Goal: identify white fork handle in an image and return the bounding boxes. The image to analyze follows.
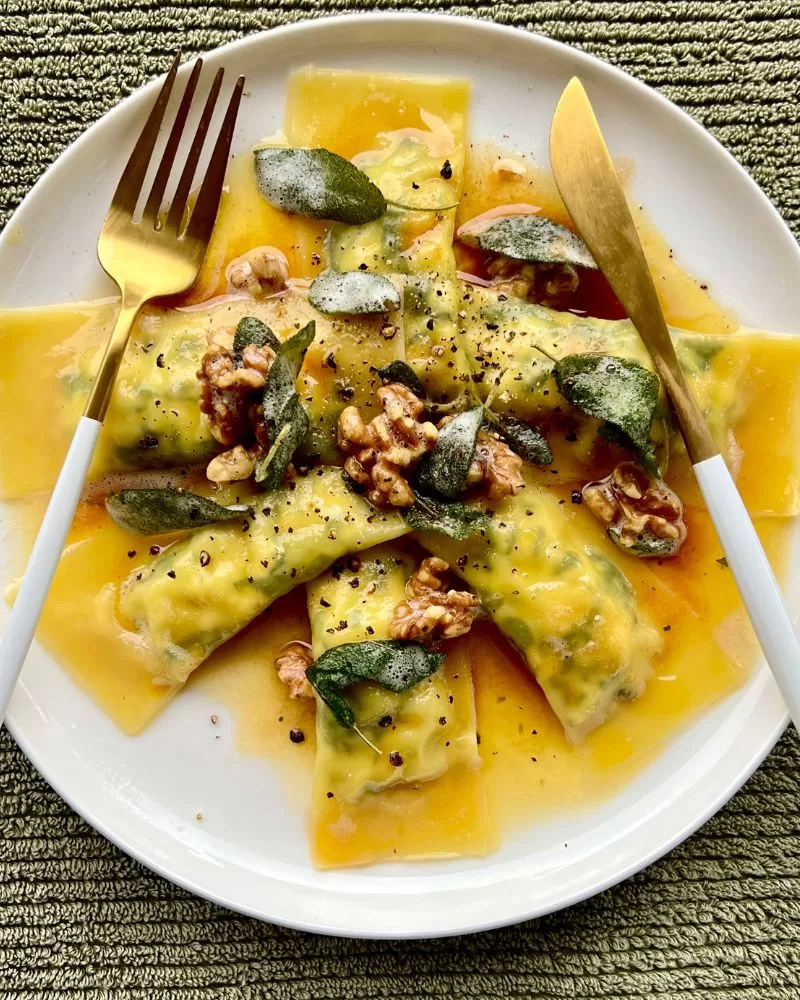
[0,416,102,718]
[694,453,800,729]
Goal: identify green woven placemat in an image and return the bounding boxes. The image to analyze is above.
[1,2,799,996]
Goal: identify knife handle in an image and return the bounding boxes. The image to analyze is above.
[693,453,800,729]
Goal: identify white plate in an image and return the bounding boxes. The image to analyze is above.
[1,13,798,939]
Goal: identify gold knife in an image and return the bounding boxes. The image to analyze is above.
[550,76,800,727]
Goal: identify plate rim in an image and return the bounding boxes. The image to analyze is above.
[0,10,793,938]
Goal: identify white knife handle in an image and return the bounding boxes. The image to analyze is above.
[0,416,102,718]
[694,453,800,728]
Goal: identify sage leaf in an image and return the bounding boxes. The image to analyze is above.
[262,321,315,432]
[233,316,280,360]
[106,489,251,535]
[374,359,425,397]
[308,270,401,315]
[553,354,660,473]
[307,640,444,729]
[254,396,310,489]
[416,406,483,499]
[492,414,552,466]
[402,493,491,540]
[253,147,386,225]
[256,321,316,487]
[459,214,597,269]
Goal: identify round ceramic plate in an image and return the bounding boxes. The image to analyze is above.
[1,13,798,938]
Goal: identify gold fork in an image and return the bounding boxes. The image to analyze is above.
[0,56,244,715]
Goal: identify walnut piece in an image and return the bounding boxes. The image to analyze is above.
[582,461,687,558]
[465,430,524,501]
[226,246,289,298]
[491,157,526,177]
[275,641,314,700]
[338,383,438,507]
[206,445,255,484]
[390,557,479,642]
[197,331,275,448]
[486,255,580,310]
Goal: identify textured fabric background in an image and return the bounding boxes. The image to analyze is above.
[1,1,800,997]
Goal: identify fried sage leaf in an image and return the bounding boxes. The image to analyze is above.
[254,396,310,490]
[106,489,251,535]
[232,316,280,360]
[253,147,386,225]
[458,214,596,269]
[255,321,316,486]
[492,414,552,466]
[307,639,444,729]
[553,354,660,473]
[374,359,426,397]
[402,493,491,540]
[416,406,484,499]
[308,270,401,315]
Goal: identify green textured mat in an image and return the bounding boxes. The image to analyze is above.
[1,1,800,996]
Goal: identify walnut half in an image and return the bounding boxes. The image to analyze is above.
[486,255,580,310]
[275,641,314,700]
[390,557,479,642]
[465,429,524,501]
[338,383,438,507]
[225,246,289,299]
[582,461,687,558]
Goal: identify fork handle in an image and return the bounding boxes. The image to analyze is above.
[0,417,102,717]
[694,454,800,730]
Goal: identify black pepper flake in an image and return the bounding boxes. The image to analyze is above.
[337,619,348,631]
[167,570,176,579]
[388,751,404,767]
[716,557,729,568]
[319,597,331,608]
[440,159,452,179]
[149,544,161,555]
[411,181,419,189]
[323,351,337,371]
[457,555,468,568]
[289,728,305,744]
[378,715,393,728]
[138,434,158,450]
[663,624,672,632]
[565,431,578,443]
[438,716,447,726]
[326,791,334,798]
[242,520,250,532]
[349,577,360,589]
[261,559,269,569]
[571,490,583,504]
[290,568,297,579]
[127,550,136,558]
[426,317,435,331]
[262,506,271,517]
[156,353,165,368]
[365,625,375,635]
[135,573,142,581]
[199,550,211,567]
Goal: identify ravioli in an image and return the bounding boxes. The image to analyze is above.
[118,469,408,684]
[415,473,662,742]
[307,542,488,867]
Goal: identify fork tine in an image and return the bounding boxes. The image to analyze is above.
[166,68,225,233]
[142,58,203,224]
[185,75,245,244]
[110,54,181,216]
